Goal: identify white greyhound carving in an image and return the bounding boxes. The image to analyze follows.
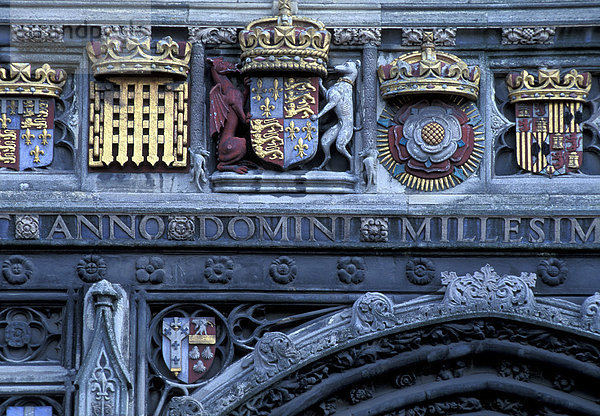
[311,60,361,170]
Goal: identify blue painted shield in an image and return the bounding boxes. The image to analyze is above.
[0,98,55,170]
[249,77,319,169]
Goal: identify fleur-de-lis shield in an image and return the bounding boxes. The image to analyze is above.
[249,76,319,169]
[0,98,55,170]
[162,317,216,384]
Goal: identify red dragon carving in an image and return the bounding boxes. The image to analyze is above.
[207,57,251,174]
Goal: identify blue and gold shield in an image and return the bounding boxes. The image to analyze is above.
[249,76,319,169]
[0,98,55,170]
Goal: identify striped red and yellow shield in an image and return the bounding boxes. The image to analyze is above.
[515,101,583,175]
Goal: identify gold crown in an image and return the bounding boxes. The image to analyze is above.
[378,32,480,101]
[87,36,191,79]
[506,68,591,103]
[239,0,330,77]
[0,63,66,98]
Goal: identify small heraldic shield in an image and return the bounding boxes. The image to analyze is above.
[162,317,216,384]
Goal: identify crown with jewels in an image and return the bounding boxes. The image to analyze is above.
[87,36,191,79]
[378,31,480,101]
[238,0,330,77]
[506,68,592,103]
[0,63,66,98]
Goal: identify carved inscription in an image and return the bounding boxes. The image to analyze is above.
[0,215,596,246]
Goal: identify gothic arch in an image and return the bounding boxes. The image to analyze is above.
[170,265,600,416]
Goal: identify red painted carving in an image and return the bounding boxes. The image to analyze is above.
[207,57,250,174]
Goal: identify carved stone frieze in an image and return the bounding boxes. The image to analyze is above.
[501,27,555,45]
[11,24,64,43]
[401,28,456,46]
[188,27,238,45]
[332,27,381,46]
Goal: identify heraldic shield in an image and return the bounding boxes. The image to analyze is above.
[249,76,319,169]
[514,101,583,175]
[507,69,592,176]
[0,98,55,170]
[162,317,216,384]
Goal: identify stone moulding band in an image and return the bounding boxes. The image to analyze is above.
[185,264,600,415]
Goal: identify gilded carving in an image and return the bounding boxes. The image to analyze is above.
[87,35,191,170]
[506,69,591,175]
[378,32,482,191]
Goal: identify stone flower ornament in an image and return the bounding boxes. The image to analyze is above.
[389,100,474,179]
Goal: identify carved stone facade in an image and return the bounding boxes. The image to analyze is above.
[1,0,600,415]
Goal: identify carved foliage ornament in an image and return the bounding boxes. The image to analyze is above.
[332,28,381,46]
[11,24,64,43]
[401,28,457,46]
[254,331,300,382]
[188,27,238,45]
[506,68,591,176]
[351,292,397,334]
[378,32,482,191]
[502,27,555,45]
[441,264,536,312]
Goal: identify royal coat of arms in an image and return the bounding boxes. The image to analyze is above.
[507,69,591,175]
[249,77,319,169]
[162,317,216,384]
[0,63,66,170]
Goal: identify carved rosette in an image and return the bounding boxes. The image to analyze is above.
[15,215,40,240]
[167,216,196,241]
[441,264,537,312]
[351,292,397,334]
[254,331,300,382]
[360,217,389,242]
